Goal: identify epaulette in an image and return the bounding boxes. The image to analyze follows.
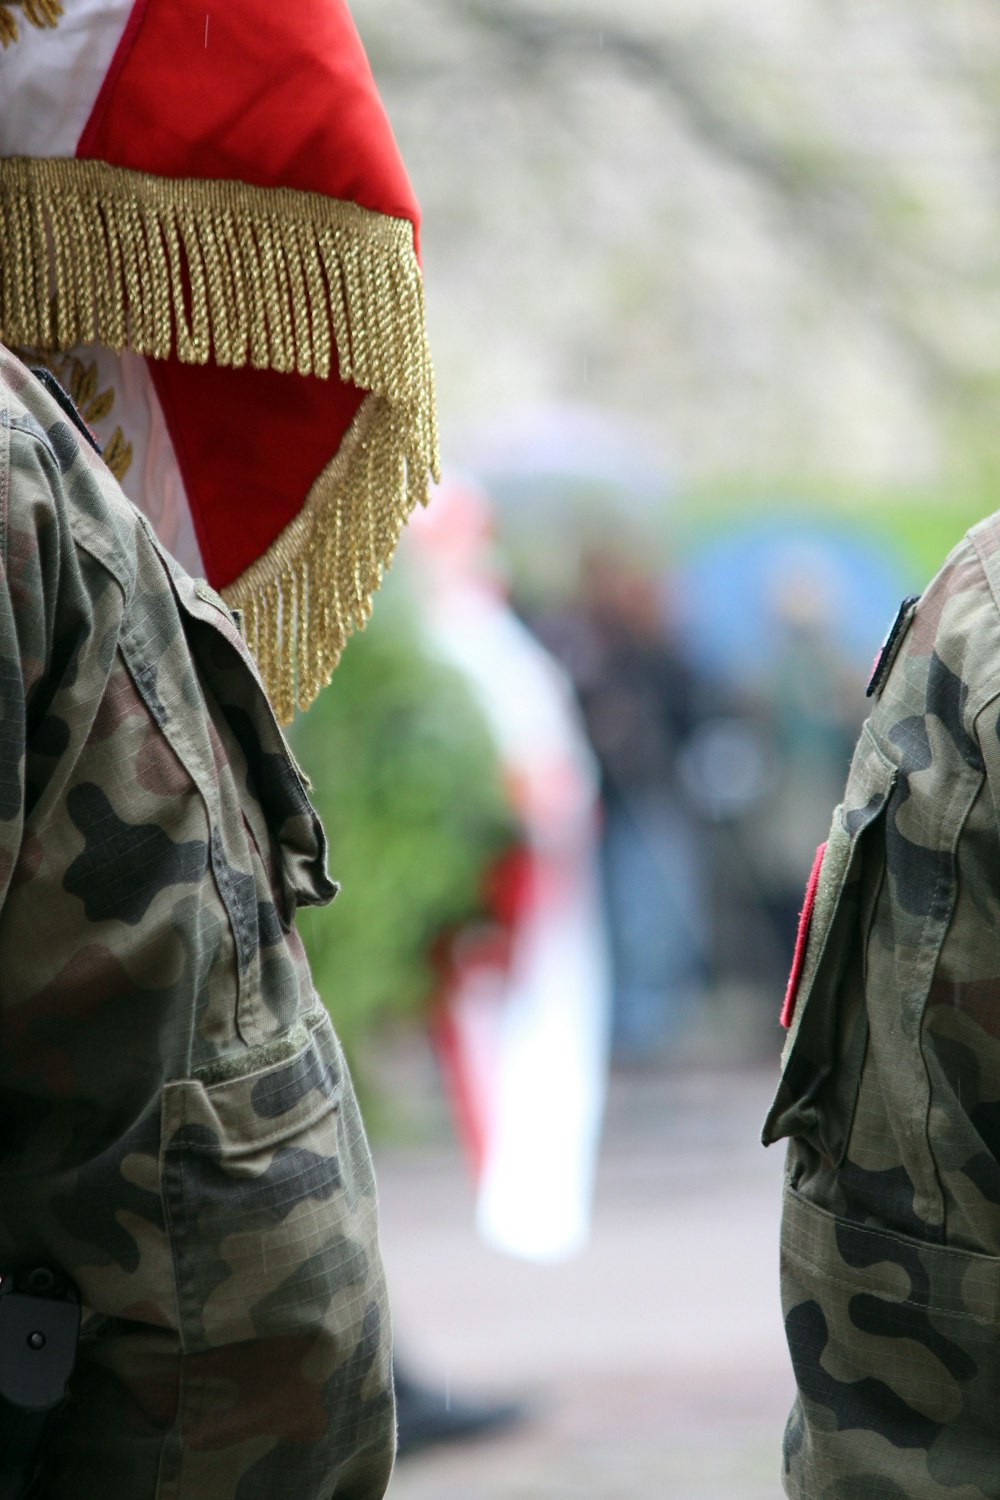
[29,368,102,457]
[866,595,920,698]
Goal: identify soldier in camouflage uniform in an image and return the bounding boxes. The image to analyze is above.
[763,516,1000,1497]
[0,345,394,1497]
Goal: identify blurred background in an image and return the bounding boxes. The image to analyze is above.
[290,4,1000,1495]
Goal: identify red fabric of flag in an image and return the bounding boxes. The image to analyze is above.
[75,0,419,589]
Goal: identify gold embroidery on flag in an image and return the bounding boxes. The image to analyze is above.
[15,345,134,482]
[0,156,439,714]
[0,0,62,47]
[100,427,134,483]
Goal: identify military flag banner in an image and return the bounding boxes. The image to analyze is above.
[0,0,438,719]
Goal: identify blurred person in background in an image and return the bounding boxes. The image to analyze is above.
[764,523,1000,1495]
[747,566,862,959]
[404,476,611,1266]
[671,529,896,1032]
[534,542,710,1064]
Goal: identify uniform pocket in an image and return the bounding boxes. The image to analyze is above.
[160,1008,380,1353]
[780,1182,1000,1496]
[763,727,896,1165]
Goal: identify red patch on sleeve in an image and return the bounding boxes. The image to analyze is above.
[781,841,827,1029]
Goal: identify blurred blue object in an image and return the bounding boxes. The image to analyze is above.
[675,515,913,687]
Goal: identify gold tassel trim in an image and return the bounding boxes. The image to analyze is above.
[0,156,439,714]
[0,157,434,402]
[224,392,431,721]
[0,0,62,47]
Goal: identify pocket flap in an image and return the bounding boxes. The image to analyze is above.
[763,729,897,1156]
[142,524,336,916]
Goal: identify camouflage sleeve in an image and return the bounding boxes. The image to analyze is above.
[765,527,1000,1500]
[0,374,396,1500]
[0,418,72,902]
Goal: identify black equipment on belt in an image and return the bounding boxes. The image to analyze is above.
[0,1267,80,1500]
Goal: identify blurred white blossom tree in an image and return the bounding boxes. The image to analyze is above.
[356,0,1000,497]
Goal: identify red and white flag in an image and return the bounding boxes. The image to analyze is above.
[0,0,437,716]
[408,480,612,1263]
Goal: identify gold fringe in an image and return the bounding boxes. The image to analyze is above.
[0,158,433,396]
[0,156,439,713]
[0,0,62,47]
[224,394,431,721]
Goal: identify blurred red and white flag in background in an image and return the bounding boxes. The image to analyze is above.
[408,477,612,1264]
[0,0,437,719]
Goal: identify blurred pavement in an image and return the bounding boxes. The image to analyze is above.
[373,1041,794,1500]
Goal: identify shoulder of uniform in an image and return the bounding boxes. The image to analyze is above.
[864,526,998,724]
[933,521,1000,715]
[8,409,57,460]
[1,346,84,477]
[969,509,1000,556]
[965,515,1000,627]
[0,345,138,592]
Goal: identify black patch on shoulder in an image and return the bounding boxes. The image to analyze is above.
[30,370,102,457]
[867,596,919,699]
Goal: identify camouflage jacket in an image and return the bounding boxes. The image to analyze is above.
[0,348,394,1499]
[763,516,1000,1498]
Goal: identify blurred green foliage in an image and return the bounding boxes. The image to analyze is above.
[289,589,515,1081]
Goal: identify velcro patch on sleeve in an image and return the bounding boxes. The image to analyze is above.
[781,840,827,1029]
[866,594,919,699]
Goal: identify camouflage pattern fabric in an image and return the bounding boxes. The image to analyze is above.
[763,518,1000,1498]
[0,347,395,1498]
